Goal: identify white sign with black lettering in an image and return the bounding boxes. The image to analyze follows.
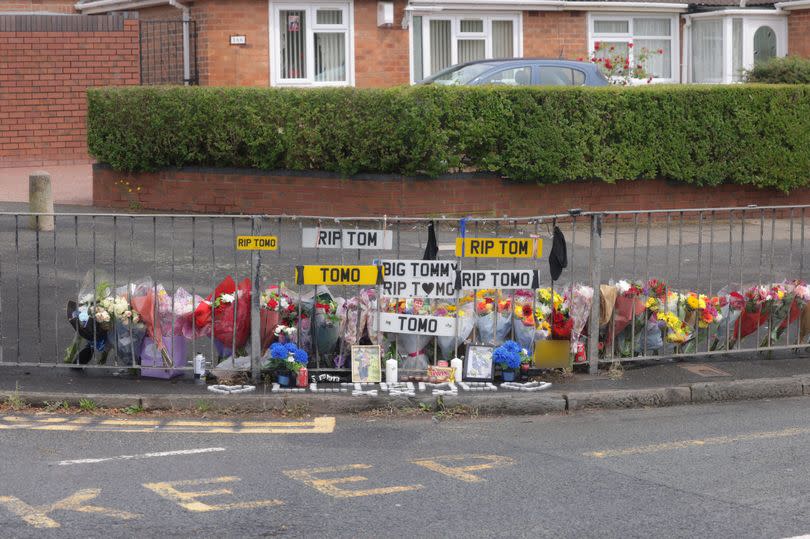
[374,313,457,337]
[302,228,393,250]
[379,259,457,298]
[457,269,539,290]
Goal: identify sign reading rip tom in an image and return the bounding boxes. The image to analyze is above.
[457,269,539,290]
[378,259,457,298]
[295,265,383,286]
[302,228,393,250]
[455,237,542,258]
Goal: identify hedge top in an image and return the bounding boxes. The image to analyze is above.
[87,84,810,191]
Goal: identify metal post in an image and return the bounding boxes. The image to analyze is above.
[588,214,602,375]
[250,216,262,381]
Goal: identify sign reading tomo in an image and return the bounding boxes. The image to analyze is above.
[378,259,457,298]
[455,237,542,258]
[374,313,457,337]
[302,228,393,250]
[236,236,278,251]
[295,265,382,286]
[457,269,539,290]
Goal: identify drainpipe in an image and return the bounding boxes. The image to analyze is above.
[169,0,191,84]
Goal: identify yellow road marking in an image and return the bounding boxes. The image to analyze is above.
[143,476,283,512]
[100,419,162,426]
[283,464,423,498]
[0,489,139,529]
[410,454,515,483]
[584,426,810,458]
[166,420,235,427]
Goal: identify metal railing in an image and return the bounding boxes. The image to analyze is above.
[0,206,807,379]
[140,19,198,85]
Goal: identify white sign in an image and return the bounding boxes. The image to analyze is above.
[302,228,393,250]
[379,259,457,298]
[229,35,246,45]
[374,313,457,337]
[457,269,538,290]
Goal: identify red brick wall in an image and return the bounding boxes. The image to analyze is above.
[0,1,76,14]
[354,0,409,87]
[788,9,810,57]
[523,11,587,60]
[0,15,140,167]
[94,166,807,216]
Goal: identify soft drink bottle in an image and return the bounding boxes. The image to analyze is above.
[296,366,309,388]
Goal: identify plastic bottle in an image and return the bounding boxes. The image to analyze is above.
[194,354,206,384]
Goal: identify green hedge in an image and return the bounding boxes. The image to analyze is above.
[745,56,810,84]
[87,85,810,190]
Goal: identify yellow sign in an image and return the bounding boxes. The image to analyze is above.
[295,265,382,286]
[236,236,278,251]
[455,237,542,258]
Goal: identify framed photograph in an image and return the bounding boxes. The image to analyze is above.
[351,345,382,383]
[464,345,494,382]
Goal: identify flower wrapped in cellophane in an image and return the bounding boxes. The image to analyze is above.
[475,289,512,345]
[259,285,299,351]
[432,293,475,360]
[98,284,147,366]
[193,276,252,356]
[383,297,432,372]
[762,281,810,347]
[64,275,113,365]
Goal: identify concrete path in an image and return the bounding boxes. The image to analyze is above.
[0,164,93,205]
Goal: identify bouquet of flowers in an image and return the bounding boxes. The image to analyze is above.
[313,294,342,365]
[677,292,723,353]
[194,276,252,354]
[729,285,773,346]
[130,278,172,367]
[260,285,298,352]
[274,324,297,344]
[569,285,593,354]
[762,281,810,346]
[509,290,545,352]
[99,284,146,366]
[340,289,378,347]
[157,286,209,341]
[64,275,113,365]
[475,290,512,345]
[433,297,475,360]
[384,296,432,372]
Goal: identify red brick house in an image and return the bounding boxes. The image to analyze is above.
[67,0,809,86]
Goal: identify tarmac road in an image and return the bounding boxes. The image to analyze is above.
[2,397,810,538]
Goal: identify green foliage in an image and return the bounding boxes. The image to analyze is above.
[78,398,97,411]
[745,56,810,84]
[123,404,144,415]
[88,84,810,191]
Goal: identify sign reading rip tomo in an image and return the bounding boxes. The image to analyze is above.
[457,269,539,290]
[236,236,278,250]
[302,228,393,250]
[296,265,383,286]
[378,259,457,298]
[374,313,457,336]
[455,238,542,258]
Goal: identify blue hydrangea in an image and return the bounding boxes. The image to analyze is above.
[284,342,298,354]
[270,342,289,360]
[293,349,309,364]
[493,340,521,370]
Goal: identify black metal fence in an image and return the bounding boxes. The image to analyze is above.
[139,19,198,85]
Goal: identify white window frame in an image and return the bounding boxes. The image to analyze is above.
[409,12,523,84]
[269,1,355,87]
[684,11,788,84]
[587,13,680,83]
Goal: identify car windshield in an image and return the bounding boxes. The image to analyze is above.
[425,63,495,85]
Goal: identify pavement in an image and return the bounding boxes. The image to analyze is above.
[2,397,810,537]
[3,351,810,415]
[0,165,93,206]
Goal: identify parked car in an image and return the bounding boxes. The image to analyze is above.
[419,59,609,87]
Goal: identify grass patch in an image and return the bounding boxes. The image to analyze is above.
[78,398,97,411]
